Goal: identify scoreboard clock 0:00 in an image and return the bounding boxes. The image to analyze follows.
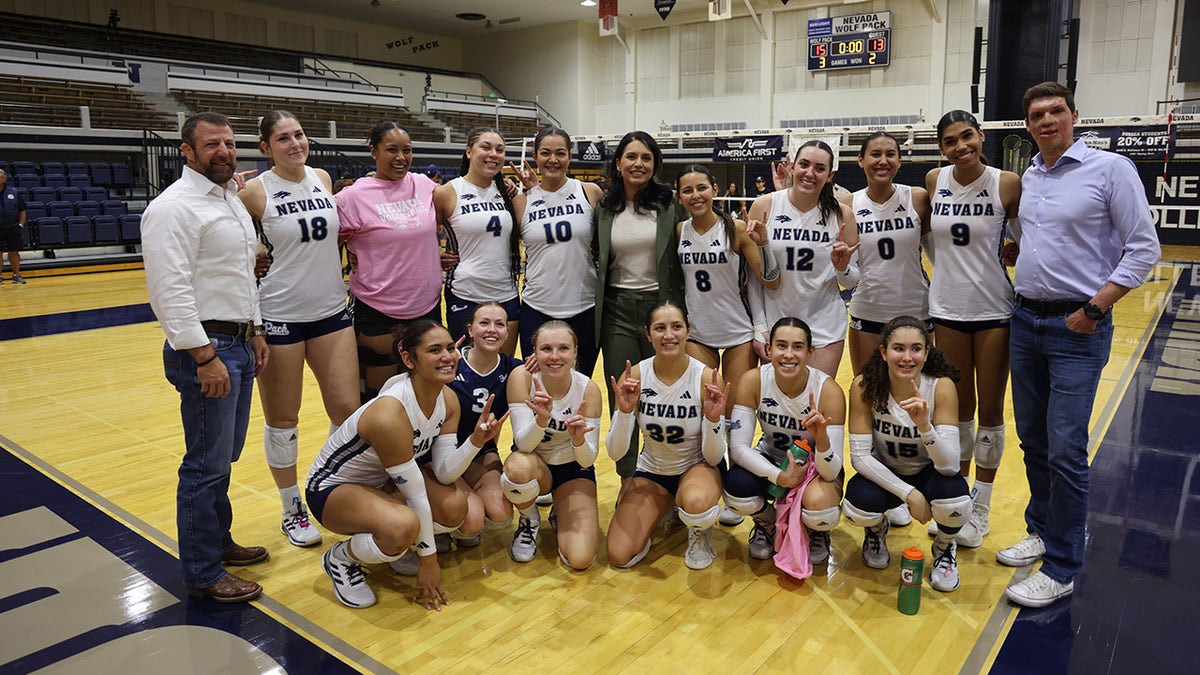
[808,31,890,71]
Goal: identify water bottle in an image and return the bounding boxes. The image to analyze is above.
[898,546,924,615]
[766,438,811,499]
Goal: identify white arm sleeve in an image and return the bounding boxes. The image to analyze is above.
[386,460,435,556]
[849,433,914,501]
[509,402,546,453]
[836,252,860,291]
[758,244,780,282]
[729,404,782,482]
[432,433,479,485]
[573,417,602,467]
[924,424,961,476]
[701,416,728,467]
[816,424,844,482]
[606,410,636,462]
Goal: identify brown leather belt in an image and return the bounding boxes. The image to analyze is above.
[201,320,251,337]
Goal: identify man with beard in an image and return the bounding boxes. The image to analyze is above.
[143,112,271,602]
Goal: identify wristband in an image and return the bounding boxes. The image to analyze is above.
[196,352,218,367]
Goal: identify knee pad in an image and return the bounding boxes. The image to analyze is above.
[500,473,541,505]
[485,513,514,530]
[433,520,461,535]
[350,532,402,564]
[958,420,976,464]
[974,425,1006,470]
[841,500,884,528]
[801,505,841,532]
[930,494,973,531]
[358,345,396,367]
[677,504,721,529]
[264,424,299,469]
[723,492,764,518]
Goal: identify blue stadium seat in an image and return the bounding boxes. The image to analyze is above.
[0,161,10,175]
[48,201,74,219]
[43,174,67,189]
[31,187,56,203]
[57,187,84,202]
[110,163,130,187]
[86,187,107,202]
[25,202,47,220]
[66,162,89,178]
[12,161,36,175]
[76,200,101,218]
[101,200,126,216]
[18,222,30,248]
[68,174,91,189]
[41,162,65,176]
[66,215,93,244]
[16,174,41,188]
[119,214,141,242]
[15,187,29,203]
[36,217,64,246]
[93,215,120,242]
[88,162,112,186]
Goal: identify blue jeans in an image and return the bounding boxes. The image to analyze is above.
[163,333,255,589]
[1009,304,1112,583]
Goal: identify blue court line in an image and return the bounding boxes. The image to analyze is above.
[0,304,156,341]
[990,264,1200,674]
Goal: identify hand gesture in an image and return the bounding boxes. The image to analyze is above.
[414,556,449,611]
[775,449,806,489]
[801,391,828,445]
[470,394,510,446]
[529,377,553,427]
[233,169,258,191]
[609,360,640,414]
[745,218,768,246]
[504,176,521,200]
[509,160,538,189]
[565,414,595,447]
[771,157,793,190]
[830,222,861,271]
[905,489,932,524]
[523,352,541,374]
[701,369,730,423]
[453,334,467,354]
[897,377,930,429]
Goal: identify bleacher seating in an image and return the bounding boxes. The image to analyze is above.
[65,215,92,244]
[86,187,107,202]
[35,217,64,246]
[120,214,141,242]
[43,174,67,189]
[48,201,73,219]
[111,163,130,187]
[68,174,91,188]
[31,187,56,203]
[101,200,125,216]
[15,174,40,188]
[92,214,119,242]
[0,75,176,131]
[12,161,36,175]
[25,202,47,221]
[41,162,64,176]
[88,162,111,186]
[58,187,83,202]
[76,200,100,218]
[427,110,542,142]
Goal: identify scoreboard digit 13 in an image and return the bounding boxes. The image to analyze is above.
[807,11,891,72]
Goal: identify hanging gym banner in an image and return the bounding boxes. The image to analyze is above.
[1077,125,1175,161]
[655,0,677,21]
[713,135,785,162]
[1139,160,1200,245]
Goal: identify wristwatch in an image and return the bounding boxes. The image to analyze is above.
[1083,303,1106,321]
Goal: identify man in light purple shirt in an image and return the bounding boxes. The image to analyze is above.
[998,82,1160,608]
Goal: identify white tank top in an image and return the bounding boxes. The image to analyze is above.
[760,190,846,347]
[306,374,446,491]
[870,372,938,476]
[445,176,518,303]
[678,218,753,348]
[848,185,930,322]
[257,167,346,322]
[752,364,828,465]
[528,370,590,466]
[520,179,596,316]
[635,356,708,476]
[928,166,1013,321]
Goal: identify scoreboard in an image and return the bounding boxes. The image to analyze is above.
[807,11,891,72]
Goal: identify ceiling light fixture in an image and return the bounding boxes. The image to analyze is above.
[581,1,597,6]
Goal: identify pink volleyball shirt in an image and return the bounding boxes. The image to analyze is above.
[337,174,441,319]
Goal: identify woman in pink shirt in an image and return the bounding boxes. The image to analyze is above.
[337,122,443,399]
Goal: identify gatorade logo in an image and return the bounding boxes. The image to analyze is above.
[901,568,916,584]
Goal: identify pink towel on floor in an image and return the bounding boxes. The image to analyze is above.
[772,458,818,581]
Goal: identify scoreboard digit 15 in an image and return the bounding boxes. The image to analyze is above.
[807,11,892,72]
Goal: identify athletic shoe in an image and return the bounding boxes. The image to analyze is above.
[684,526,716,570]
[12,273,25,284]
[927,519,939,536]
[388,549,420,576]
[1005,571,1074,607]
[930,539,960,592]
[969,502,991,537]
[747,519,776,560]
[808,529,831,565]
[509,516,539,563]
[886,503,912,527]
[435,533,453,554]
[281,509,322,547]
[953,517,984,548]
[536,492,553,507]
[452,530,482,548]
[719,504,745,527]
[861,519,890,569]
[323,545,376,608]
[997,533,1046,567]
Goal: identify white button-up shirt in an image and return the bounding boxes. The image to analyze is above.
[143,166,261,351]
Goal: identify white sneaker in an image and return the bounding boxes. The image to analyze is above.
[509,516,540,563]
[322,544,376,608]
[930,539,960,592]
[886,503,912,527]
[435,533,453,554]
[969,502,991,536]
[747,519,775,560]
[997,533,1046,567]
[281,508,322,547]
[953,518,984,548]
[719,504,745,527]
[684,526,716,570]
[1006,571,1074,607]
[388,549,420,576]
[861,519,890,569]
[927,519,939,536]
[808,529,831,565]
[535,492,553,507]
